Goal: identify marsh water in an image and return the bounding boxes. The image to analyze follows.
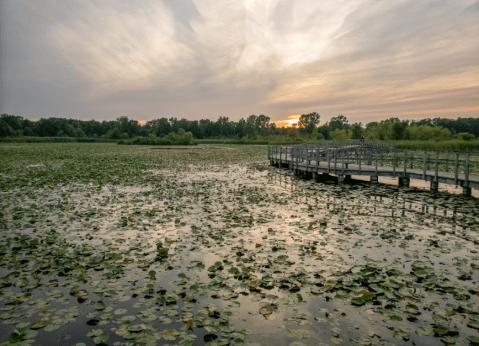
[1,144,479,346]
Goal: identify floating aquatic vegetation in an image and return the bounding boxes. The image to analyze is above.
[0,143,479,345]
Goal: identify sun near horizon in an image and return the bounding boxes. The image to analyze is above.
[273,115,301,128]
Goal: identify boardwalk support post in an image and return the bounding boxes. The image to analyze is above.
[370,176,378,184]
[338,175,345,184]
[321,173,331,180]
[465,153,470,187]
[398,177,410,187]
[463,186,472,196]
[430,179,439,192]
[423,151,427,180]
[454,152,459,185]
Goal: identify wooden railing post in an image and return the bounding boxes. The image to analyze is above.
[465,153,470,186]
[290,147,293,171]
[454,152,459,185]
[334,150,337,175]
[327,149,331,173]
[393,150,396,175]
[404,150,407,175]
[359,149,362,174]
[296,148,300,172]
[423,151,427,180]
[288,147,291,170]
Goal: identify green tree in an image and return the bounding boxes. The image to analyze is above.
[350,123,363,139]
[0,114,23,133]
[311,127,324,140]
[328,115,349,132]
[235,118,246,138]
[75,128,87,138]
[298,112,320,134]
[331,129,348,140]
[245,115,257,137]
[23,127,35,136]
[107,128,121,139]
[407,125,451,141]
[456,132,475,141]
[0,120,14,138]
[391,119,409,140]
[255,114,271,135]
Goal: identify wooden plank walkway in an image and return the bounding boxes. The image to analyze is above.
[268,140,479,196]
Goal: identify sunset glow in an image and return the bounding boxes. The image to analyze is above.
[274,115,301,128]
[0,0,477,123]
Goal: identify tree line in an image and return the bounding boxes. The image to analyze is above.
[1,113,478,142]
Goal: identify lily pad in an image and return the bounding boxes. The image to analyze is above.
[285,329,311,339]
[30,320,47,330]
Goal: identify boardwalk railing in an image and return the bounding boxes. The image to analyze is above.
[268,140,479,195]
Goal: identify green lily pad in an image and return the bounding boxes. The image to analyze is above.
[163,329,180,340]
[285,329,311,339]
[30,320,47,330]
[416,327,435,336]
[128,324,147,332]
[44,324,61,332]
[434,325,449,335]
[94,334,108,344]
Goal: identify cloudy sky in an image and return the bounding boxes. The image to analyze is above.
[1,0,478,125]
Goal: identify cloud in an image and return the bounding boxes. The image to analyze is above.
[264,0,479,121]
[1,0,477,122]
[190,0,364,87]
[50,1,196,98]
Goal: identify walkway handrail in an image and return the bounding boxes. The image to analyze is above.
[268,141,479,191]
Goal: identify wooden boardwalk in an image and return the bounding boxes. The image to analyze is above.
[268,140,479,195]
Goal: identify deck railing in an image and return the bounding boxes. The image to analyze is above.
[267,141,479,184]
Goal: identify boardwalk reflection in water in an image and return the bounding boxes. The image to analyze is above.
[268,168,478,227]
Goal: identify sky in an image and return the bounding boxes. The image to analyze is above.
[1,0,478,126]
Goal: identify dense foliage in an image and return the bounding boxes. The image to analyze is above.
[118,129,196,146]
[1,113,479,144]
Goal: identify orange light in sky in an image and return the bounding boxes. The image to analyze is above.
[274,115,301,128]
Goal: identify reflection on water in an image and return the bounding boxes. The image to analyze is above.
[2,161,479,346]
[354,174,479,198]
[268,169,478,223]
